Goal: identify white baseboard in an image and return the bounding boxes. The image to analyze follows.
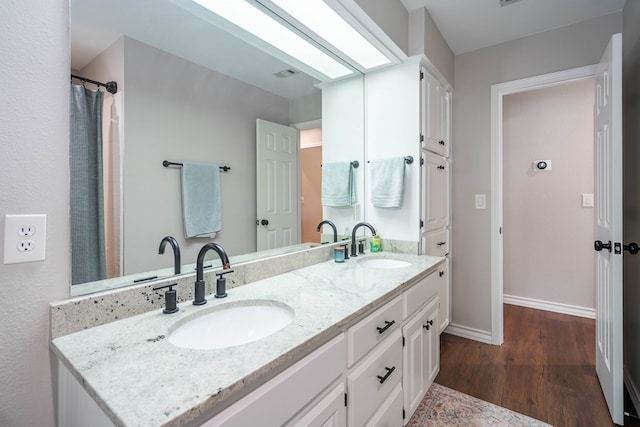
[444,323,493,344]
[625,367,640,416]
[503,294,595,319]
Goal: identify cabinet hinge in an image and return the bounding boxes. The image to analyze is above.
[402,336,406,347]
[420,71,424,80]
[420,220,424,228]
[403,409,406,419]
[420,133,424,143]
[344,393,348,407]
[420,157,424,166]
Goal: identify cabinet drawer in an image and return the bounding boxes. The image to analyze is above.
[403,271,439,320]
[347,296,402,367]
[347,330,402,427]
[209,335,345,426]
[367,382,403,427]
[422,228,449,256]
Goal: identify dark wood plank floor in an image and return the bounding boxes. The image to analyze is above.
[435,304,640,426]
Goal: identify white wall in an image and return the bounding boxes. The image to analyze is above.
[622,0,640,408]
[0,1,70,426]
[354,0,409,55]
[452,13,622,333]
[503,79,594,309]
[115,38,290,275]
[365,59,421,242]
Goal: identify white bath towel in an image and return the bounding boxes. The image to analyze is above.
[370,157,406,208]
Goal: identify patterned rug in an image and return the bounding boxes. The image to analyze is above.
[407,383,552,427]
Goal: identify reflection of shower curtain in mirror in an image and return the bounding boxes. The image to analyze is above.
[103,93,122,279]
[70,85,107,284]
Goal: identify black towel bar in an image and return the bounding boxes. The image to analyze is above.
[162,160,230,172]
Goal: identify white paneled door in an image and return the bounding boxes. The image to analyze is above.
[256,119,299,251]
[594,33,623,426]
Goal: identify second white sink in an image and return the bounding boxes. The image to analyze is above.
[168,300,294,350]
[357,257,412,269]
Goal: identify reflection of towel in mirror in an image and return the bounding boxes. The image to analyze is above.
[181,162,222,238]
[321,161,355,207]
[370,157,406,208]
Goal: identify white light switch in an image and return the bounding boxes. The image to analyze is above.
[475,194,487,210]
[582,193,594,208]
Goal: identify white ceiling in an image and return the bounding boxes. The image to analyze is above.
[399,0,626,55]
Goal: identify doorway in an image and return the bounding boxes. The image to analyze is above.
[502,79,595,318]
[300,127,323,243]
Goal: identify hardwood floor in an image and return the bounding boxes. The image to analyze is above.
[435,304,640,426]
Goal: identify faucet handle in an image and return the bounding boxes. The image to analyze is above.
[153,283,179,314]
[215,269,234,299]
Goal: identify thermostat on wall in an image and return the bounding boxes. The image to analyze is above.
[533,160,552,171]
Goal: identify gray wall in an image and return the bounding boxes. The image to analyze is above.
[623,0,640,407]
[354,0,409,55]
[452,13,622,333]
[408,7,455,86]
[503,80,594,309]
[0,1,70,426]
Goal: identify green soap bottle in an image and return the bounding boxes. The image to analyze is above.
[370,235,382,252]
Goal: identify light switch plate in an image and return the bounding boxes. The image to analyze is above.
[475,194,487,209]
[582,193,594,208]
[4,214,47,264]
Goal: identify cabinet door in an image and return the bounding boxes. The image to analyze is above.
[287,382,346,427]
[367,383,403,427]
[402,306,429,422]
[421,152,449,232]
[425,298,440,385]
[438,258,450,333]
[422,70,450,157]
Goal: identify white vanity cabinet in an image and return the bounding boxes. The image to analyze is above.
[207,334,346,427]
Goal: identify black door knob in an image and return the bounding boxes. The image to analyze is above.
[624,242,639,255]
[594,240,612,252]
[260,219,269,226]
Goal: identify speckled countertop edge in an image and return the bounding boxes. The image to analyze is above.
[51,252,443,427]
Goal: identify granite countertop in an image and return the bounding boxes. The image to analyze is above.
[51,252,444,427]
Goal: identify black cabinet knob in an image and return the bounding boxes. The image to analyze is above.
[624,242,640,255]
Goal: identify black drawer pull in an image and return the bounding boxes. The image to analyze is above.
[377,366,396,384]
[376,320,395,334]
[437,241,446,246]
[438,140,445,146]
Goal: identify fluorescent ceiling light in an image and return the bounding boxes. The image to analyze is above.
[192,0,353,79]
[269,0,391,70]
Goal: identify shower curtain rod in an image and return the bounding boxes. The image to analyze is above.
[71,74,118,94]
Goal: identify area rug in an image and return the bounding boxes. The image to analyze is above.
[406,383,552,427]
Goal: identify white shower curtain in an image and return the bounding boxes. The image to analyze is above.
[70,85,107,284]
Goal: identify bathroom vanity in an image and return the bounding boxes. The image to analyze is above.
[52,250,443,426]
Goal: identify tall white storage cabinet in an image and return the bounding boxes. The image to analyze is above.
[365,57,452,334]
[420,66,451,334]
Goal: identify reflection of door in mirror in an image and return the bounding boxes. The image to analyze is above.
[300,128,322,244]
[256,119,299,251]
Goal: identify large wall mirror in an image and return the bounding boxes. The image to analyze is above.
[70,0,366,295]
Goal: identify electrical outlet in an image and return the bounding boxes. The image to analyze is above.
[4,214,47,264]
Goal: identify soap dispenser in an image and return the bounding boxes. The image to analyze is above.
[370,235,382,253]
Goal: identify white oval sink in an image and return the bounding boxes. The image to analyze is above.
[357,258,412,269]
[168,300,294,350]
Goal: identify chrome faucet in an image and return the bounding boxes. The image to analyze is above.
[316,220,338,243]
[158,236,181,275]
[194,243,232,305]
[351,222,376,257]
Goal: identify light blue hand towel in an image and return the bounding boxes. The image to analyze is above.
[321,161,356,207]
[181,162,222,238]
[370,157,406,208]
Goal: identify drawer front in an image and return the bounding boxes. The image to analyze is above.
[210,335,345,427]
[422,228,449,257]
[347,330,402,427]
[347,296,402,367]
[403,271,439,320]
[367,382,403,427]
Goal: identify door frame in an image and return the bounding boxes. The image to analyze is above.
[489,64,598,345]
